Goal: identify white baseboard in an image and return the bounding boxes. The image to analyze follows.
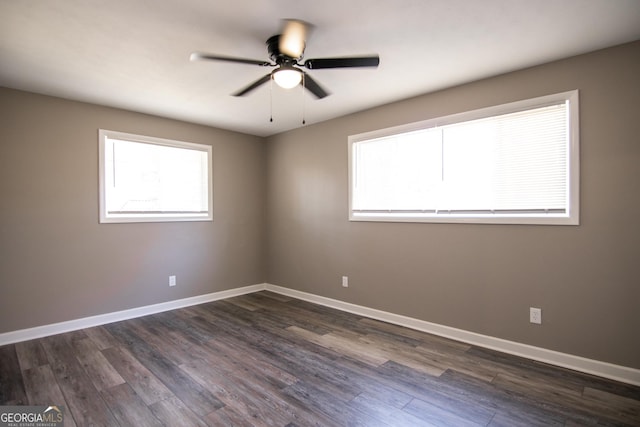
[0,283,267,346]
[264,283,640,387]
[2,281,638,386]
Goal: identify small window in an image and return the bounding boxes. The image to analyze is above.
[99,129,212,223]
[349,90,579,225]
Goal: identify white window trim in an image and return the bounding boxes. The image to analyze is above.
[99,129,213,223]
[348,90,580,225]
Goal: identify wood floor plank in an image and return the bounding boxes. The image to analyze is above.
[83,325,120,350]
[438,368,568,426]
[350,392,437,427]
[356,320,432,349]
[286,325,390,366]
[583,386,640,411]
[21,364,59,403]
[258,329,421,415]
[492,369,583,399]
[488,407,565,427]
[101,345,173,406]
[359,317,472,352]
[356,332,446,377]
[414,344,501,382]
[282,299,374,337]
[259,290,293,302]
[185,338,337,427]
[124,317,195,366]
[64,333,99,355]
[15,340,49,371]
[202,334,298,389]
[240,294,335,335]
[149,396,209,427]
[242,293,345,332]
[22,364,79,427]
[491,371,629,425]
[286,299,422,342]
[225,295,264,311]
[189,303,365,400]
[146,314,204,353]
[577,374,640,401]
[581,386,640,424]
[179,355,293,426]
[40,335,119,426]
[205,405,263,427]
[182,323,353,426]
[147,310,214,345]
[101,383,163,427]
[376,361,498,423]
[404,396,489,427]
[220,326,364,402]
[60,330,90,353]
[282,379,388,427]
[466,345,590,392]
[0,344,28,405]
[319,356,415,410]
[104,321,224,416]
[73,338,125,392]
[202,299,293,334]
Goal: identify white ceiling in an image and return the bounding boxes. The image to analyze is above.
[1,0,639,137]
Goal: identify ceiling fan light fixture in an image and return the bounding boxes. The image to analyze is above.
[273,68,302,89]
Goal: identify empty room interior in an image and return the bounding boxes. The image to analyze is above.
[1,1,639,426]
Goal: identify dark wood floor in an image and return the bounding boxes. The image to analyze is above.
[1,291,639,426]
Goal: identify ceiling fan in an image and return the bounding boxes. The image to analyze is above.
[190,19,380,99]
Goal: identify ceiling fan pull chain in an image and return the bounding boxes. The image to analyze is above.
[302,73,306,125]
[269,75,274,123]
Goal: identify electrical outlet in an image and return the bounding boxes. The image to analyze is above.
[530,307,542,324]
[342,276,349,288]
[169,275,177,287]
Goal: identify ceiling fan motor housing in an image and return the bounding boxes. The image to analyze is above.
[267,35,302,64]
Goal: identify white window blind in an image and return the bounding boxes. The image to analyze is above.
[349,90,579,225]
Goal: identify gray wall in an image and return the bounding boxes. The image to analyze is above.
[265,41,640,369]
[0,88,266,333]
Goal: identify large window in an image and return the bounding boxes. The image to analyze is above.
[99,129,212,223]
[349,90,579,225]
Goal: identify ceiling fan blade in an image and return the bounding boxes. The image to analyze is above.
[232,73,272,96]
[279,19,312,58]
[190,52,271,67]
[304,56,380,69]
[302,72,330,99]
